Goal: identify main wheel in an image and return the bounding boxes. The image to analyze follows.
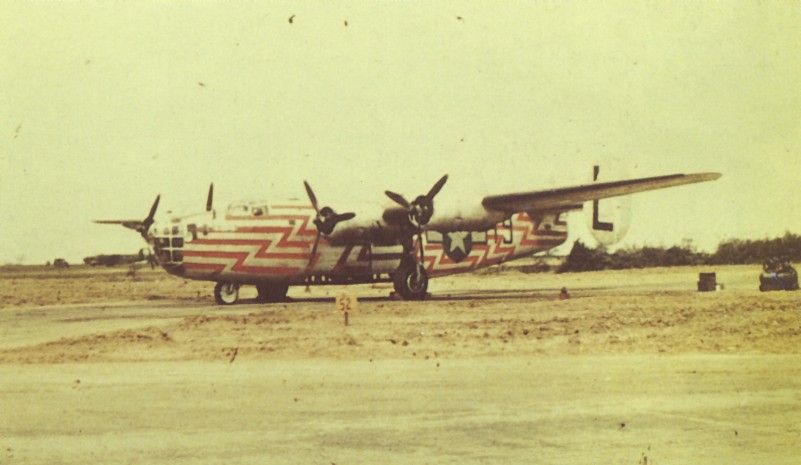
[393,264,429,300]
[214,282,240,305]
[256,282,289,303]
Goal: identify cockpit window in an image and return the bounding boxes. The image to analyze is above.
[228,202,268,216]
[227,203,249,215]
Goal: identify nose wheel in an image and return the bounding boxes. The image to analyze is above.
[214,282,240,305]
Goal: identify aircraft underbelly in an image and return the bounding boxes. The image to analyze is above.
[181,239,403,282]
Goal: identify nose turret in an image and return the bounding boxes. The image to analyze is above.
[150,219,186,270]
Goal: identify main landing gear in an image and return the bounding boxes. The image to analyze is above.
[393,262,429,300]
[391,229,430,300]
[213,282,289,305]
[384,174,447,301]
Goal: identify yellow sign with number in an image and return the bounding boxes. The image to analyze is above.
[335,292,358,314]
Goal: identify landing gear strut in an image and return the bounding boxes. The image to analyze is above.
[392,232,430,300]
[256,282,289,303]
[214,282,240,305]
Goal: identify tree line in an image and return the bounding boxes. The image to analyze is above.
[557,232,801,273]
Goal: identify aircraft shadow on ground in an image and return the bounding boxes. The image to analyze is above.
[228,285,691,306]
[235,288,568,305]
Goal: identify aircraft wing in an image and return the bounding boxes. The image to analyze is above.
[481,172,721,213]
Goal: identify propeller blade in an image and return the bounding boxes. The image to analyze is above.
[95,195,161,240]
[334,212,356,222]
[145,195,160,223]
[206,183,214,211]
[94,220,144,231]
[303,181,320,214]
[426,174,448,200]
[385,190,410,208]
[138,195,161,237]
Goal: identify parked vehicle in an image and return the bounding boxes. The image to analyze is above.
[759,257,799,291]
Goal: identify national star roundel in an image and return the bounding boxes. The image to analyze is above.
[442,231,472,263]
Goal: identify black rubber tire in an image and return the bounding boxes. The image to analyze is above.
[256,283,289,303]
[214,282,240,305]
[393,265,429,300]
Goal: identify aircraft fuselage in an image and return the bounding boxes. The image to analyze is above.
[149,201,567,286]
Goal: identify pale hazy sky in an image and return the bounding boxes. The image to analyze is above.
[1,2,800,264]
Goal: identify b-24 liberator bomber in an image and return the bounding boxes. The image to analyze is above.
[96,170,719,304]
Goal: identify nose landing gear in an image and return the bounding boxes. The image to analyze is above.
[214,282,240,305]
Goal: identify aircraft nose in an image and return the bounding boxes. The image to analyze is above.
[150,220,187,265]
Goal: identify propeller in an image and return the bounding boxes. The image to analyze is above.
[137,195,160,238]
[303,181,356,274]
[385,174,448,227]
[385,174,448,270]
[206,183,214,211]
[303,181,355,235]
[93,194,160,240]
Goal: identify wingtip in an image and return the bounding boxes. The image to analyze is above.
[698,172,722,181]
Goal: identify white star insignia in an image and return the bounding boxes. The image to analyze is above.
[448,232,469,254]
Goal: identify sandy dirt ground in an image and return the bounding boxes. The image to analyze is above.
[1,264,800,464]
